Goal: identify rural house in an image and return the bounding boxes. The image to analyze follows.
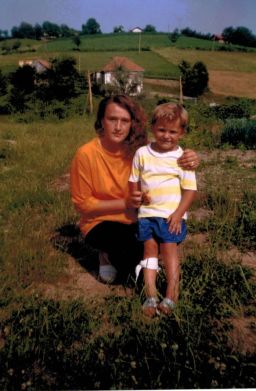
[92,56,144,96]
[18,59,51,73]
[212,34,225,43]
[130,27,143,33]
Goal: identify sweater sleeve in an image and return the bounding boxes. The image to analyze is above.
[70,149,100,216]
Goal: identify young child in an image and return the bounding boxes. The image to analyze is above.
[129,103,197,317]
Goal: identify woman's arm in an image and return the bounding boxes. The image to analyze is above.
[178,149,200,170]
[70,151,142,217]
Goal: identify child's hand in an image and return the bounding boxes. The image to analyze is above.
[167,212,182,234]
[142,190,151,205]
[126,191,143,209]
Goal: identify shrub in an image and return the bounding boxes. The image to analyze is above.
[221,118,256,148]
[212,99,252,120]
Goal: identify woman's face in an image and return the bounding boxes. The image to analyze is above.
[101,102,132,147]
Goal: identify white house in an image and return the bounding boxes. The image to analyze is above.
[92,56,144,95]
[130,27,143,33]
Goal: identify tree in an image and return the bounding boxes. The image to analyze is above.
[82,18,101,34]
[9,65,36,94]
[113,25,125,33]
[34,23,43,40]
[72,35,81,50]
[144,24,156,33]
[222,26,256,47]
[38,57,85,102]
[11,22,35,39]
[168,28,180,43]
[179,60,209,97]
[9,65,36,112]
[42,21,60,37]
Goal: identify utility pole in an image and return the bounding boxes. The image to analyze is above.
[138,32,141,54]
[86,70,93,115]
[179,75,183,105]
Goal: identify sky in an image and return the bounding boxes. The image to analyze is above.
[1,0,256,35]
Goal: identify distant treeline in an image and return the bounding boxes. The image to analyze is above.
[0,18,256,47]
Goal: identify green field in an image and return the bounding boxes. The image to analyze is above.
[1,33,256,78]
[155,46,256,72]
[37,32,172,52]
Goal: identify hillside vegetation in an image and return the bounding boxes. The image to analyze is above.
[1,34,256,84]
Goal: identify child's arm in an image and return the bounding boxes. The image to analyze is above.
[167,190,196,234]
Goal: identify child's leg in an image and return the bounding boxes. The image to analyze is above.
[160,242,180,303]
[143,238,159,298]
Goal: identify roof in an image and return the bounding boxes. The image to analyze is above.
[35,59,51,69]
[130,27,143,32]
[102,57,144,72]
[19,59,51,69]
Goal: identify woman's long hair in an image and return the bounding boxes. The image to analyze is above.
[94,95,148,157]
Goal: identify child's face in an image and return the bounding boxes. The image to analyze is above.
[152,118,184,152]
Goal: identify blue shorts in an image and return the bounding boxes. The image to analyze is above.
[137,217,187,244]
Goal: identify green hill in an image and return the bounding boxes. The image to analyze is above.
[1,33,255,79]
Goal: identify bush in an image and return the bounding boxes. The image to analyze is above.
[221,118,256,148]
[212,99,252,120]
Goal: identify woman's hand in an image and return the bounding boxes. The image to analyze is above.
[178,149,200,170]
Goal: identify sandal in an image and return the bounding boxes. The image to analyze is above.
[158,298,176,315]
[142,297,159,318]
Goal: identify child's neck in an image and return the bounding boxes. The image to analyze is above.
[151,142,179,153]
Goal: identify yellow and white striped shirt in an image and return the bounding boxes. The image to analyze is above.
[129,144,197,219]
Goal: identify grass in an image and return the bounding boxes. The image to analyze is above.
[2,34,256,77]
[0,50,179,79]
[0,102,255,388]
[155,46,256,72]
[37,32,173,52]
[0,32,256,386]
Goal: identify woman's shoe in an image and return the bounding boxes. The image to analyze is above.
[158,297,176,315]
[99,264,117,284]
[142,297,159,318]
[98,252,117,284]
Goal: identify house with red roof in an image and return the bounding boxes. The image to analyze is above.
[92,56,144,95]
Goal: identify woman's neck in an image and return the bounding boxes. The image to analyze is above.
[99,137,124,155]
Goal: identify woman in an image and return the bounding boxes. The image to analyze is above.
[70,95,199,284]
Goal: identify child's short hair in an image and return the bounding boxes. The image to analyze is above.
[151,103,189,130]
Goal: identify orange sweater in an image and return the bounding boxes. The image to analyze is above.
[70,137,137,235]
